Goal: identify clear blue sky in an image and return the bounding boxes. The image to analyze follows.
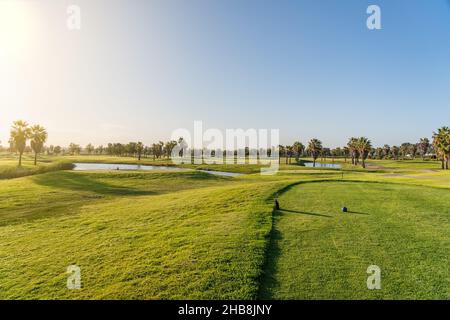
[1,0,450,147]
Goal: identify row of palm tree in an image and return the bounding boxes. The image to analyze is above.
[278,141,305,164]
[9,121,48,166]
[6,120,449,170]
[59,129,450,170]
[324,140,431,162]
[281,135,437,169]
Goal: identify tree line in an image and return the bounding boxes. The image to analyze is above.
[4,120,450,170]
[278,137,432,168]
[275,127,449,170]
[64,141,179,161]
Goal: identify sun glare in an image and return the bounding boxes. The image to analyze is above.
[0,1,36,60]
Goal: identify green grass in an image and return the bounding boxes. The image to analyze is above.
[0,154,449,299]
[0,153,74,179]
[0,170,232,226]
[0,170,287,299]
[260,181,450,299]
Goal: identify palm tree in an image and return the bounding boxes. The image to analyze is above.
[399,143,411,160]
[126,142,137,157]
[164,140,178,159]
[85,143,94,154]
[409,143,417,159]
[151,143,158,160]
[10,120,31,166]
[369,147,376,159]
[390,146,400,160]
[307,138,322,167]
[278,145,285,164]
[285,145,293,164]
[432,130,444,169]
[152,141,164,159]
[382,144,390,159]
[29,125,48,165]
[347,137,359,165]
[418,138,430,160]
[292,141,305,162]
[375,147,384,159]
[96,145,104,155]
[433,127,450,170]
[321,148,330,162]
[343,146,349,163]
[331,147,341,162]
[68,143,81,155]
[357,137,372,168]
[136,142,144,161]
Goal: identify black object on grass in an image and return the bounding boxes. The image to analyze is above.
[341,207,348,213]
[274,199,280,210]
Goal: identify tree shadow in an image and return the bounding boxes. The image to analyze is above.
[348,211,370,215]
[32,171,156,196]
[279,208,332,218]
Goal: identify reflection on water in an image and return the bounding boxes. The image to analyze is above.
[73,163,182,171]
[72,163,243,177]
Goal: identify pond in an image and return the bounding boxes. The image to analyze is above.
[304,162,341,169]
[73,163,183,171]
[72,163,244,177]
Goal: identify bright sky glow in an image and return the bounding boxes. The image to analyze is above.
[1,0,450,147]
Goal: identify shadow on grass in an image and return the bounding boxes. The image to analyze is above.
[258,207,331,298]
[348,211,369,215]
[258,210,283,299]
[32,171,156,196]
[0,202,85,227]
[279,208,332,218]
[2,171,158,226]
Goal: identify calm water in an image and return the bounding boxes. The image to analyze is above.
[73,163,183,171]
[73,163,243,177]
[304,162,341,168]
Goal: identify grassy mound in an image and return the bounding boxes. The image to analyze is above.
[0,170,281,299]
[0,153,74,179]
